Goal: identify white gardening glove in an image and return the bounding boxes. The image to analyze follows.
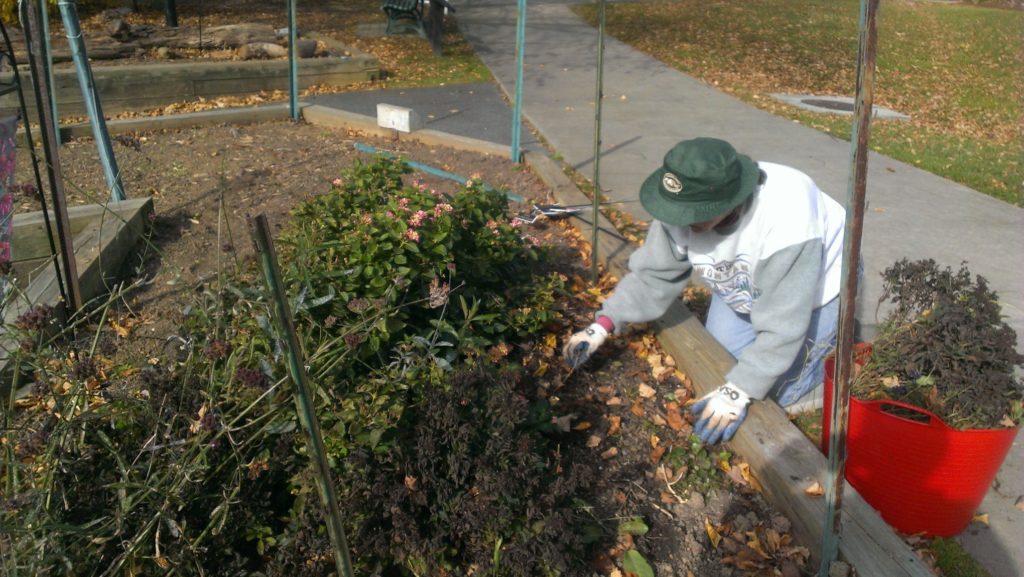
[691,382,751,444]
[562,323,608,369]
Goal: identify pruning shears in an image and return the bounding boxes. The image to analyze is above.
[514,201,636,224]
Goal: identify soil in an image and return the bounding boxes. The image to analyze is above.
[4,0,816,574]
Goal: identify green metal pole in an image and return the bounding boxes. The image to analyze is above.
[510,0,526,162]
[58,0,126,201]
[287,0,299,120]
[819,0,879,573]
[591,0,606,283]
[250,215,354,577]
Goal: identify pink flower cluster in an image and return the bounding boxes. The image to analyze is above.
[408,210,429,228]
[403,229,420,243]
[434,203,453,218]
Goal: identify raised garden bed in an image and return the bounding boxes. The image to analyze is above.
[1,196,153,384]
[1,114,823,577]
[1,33,379,121]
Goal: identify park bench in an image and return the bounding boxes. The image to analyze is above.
[381,0,455,54]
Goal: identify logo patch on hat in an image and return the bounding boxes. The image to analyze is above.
[662,173,683,194]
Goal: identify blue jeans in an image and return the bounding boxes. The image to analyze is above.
[705,293,840,411]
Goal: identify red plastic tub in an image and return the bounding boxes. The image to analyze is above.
[822,348,1019,537]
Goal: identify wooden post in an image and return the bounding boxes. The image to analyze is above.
[819,0,879,572]
[21,0,82,314]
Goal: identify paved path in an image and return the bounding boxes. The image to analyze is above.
[318,2,1024,574]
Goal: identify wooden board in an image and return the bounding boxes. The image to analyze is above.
[522,150,934,577]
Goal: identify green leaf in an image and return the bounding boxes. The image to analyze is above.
[618,517,649,536]
[623,549,654,577]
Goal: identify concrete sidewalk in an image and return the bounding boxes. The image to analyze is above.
[317,2,1024,574]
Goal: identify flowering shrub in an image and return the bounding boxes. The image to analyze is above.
[1,156,581,575]
[282,156,564,371]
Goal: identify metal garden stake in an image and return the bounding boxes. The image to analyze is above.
[250,215,354,577]
[591,0,606,282]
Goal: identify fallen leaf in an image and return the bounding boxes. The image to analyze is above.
[972,513,989,525]
[745,533,772,560]
[1000,415,1017,427]
[532,361,549,377]
[881,375,900,388]
[726,463,747,487]
[630,399,646,417]
[739,462,763,492]
[649,358,675,381]
[649,433,660,449]
[544,333,558,350]
[110,319,133,337]
[665,401,685,431]
[704,517,722,548]
[586,435,602,448]
[606,397,623,406]
[804,481,825,497]
[660,491,676,504]
[650,444,666,464]
[572,421,592,431]
[638,383,657,398]
[1015,496,1024,511]
[765,529,783,553]
[650,413,667,427]
[601,447,618,460]
[607,415,622,436]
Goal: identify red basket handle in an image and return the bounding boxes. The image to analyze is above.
[858,399,954,431]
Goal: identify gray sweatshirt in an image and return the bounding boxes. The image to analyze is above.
[597,162,846,400]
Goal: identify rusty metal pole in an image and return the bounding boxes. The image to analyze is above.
[590,0,606,282]
[22,0,82,314]
[819,0,880,573]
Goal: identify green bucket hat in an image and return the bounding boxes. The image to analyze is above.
[639,137,760,227]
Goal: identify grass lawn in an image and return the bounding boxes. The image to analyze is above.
[574,0,1023,206]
